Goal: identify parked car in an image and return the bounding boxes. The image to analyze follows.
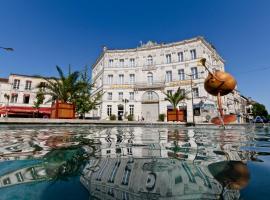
[253,116,264,123]
[261,116,269,123]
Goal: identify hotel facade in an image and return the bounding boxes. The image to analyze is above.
[91,37,246,123]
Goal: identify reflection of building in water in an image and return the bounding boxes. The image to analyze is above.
[0,129,81,161]
[91,127,169,158]
[0,165,49,188]
[80,158,241,200]
[90,127,250,165]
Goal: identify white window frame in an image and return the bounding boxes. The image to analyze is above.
[166,54,171,63]
[119,74,124,84]
[130,58,135,67]
[107,105,112,116]
[129,105,134,115]
[178,69,185,80]
[129,74,135,84]
[178,52,184,62]
[190,49,197,60]
[13,79,20,89]
[166,71,172,82]
[129,92,134,101]
[119,59,124,67]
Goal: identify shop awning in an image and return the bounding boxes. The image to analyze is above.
[0,106,51,115]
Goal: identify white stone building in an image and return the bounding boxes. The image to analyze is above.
[91,36,239,123]
[0,74,52,117]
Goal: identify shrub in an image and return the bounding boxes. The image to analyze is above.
[159,114,166,122]
[110,114,116,120]
[127,114,134,121]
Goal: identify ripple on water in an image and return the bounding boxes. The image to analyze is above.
[0,125,269,200]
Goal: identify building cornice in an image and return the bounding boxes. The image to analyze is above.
[92,36,225,70]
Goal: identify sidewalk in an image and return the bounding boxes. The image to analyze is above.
[0,117,251,130]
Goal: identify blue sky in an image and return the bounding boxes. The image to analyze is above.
[0,0,269,111]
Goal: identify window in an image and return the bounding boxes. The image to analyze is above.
[119,92,123,100]
[167,90,173,95]
[147,55,153,65]
[23,94,30,104]
[109,59,114,67]
[178,69,185,80]
[119,59,124,67]
[107,105,112,116]
[3,177,11,185]
[13,79,20,89]
[129,74,135,84]
[119,74,124,84]
[107,92,112,100]
[10,94,18,103]
[192,88,199,98]
[166,71,172,82]
[147,91,153,100]
[129,105,134,115]
[25,80,32,90]
[147,72,153,85]
[166,54,172,63]
[130,58,135,67]
[39,82,46,91]
[190,49,197,60]
[129,92,134,100]
[108,75,113,84]
[191,67,198,79]
[178,52,184,62]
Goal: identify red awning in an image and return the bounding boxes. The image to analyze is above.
[0,106,51,115]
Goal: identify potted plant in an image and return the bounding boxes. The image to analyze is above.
[110,114,116,120]
[127,114,134,121]
[158,114,166,122]
[38,66,82,119]
[164,87,188,122]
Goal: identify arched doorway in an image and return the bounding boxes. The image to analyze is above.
[141,91,159,121]
[117,104,124,120]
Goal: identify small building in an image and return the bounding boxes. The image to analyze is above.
[0,74,52,118]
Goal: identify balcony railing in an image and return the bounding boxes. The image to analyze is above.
[134,81,165,90]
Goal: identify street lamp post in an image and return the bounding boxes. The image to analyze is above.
[184,71,204,126]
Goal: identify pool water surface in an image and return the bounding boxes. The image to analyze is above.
[0,125,269,200]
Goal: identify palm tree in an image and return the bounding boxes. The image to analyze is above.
[164,87,189,121]
[164,87,188,110]
[38,66,82,103]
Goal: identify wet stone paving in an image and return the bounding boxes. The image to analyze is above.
[0,125,270,200]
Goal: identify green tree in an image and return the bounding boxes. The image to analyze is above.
[75,66,103,119]
[33,88,45,117]
[164,87,188,110]
[252,103,268,117]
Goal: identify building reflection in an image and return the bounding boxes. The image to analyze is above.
[80,127,251,200]
[0,127,254,199]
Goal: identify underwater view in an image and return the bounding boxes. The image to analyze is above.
[0,125,270,200]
